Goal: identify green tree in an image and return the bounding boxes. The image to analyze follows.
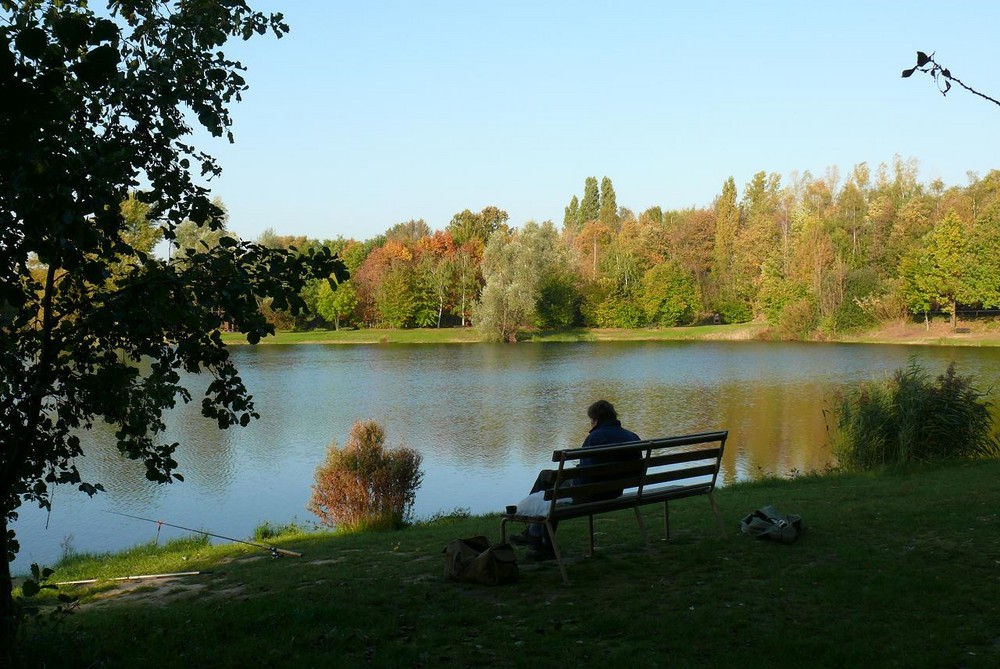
[473,222,564,341]
[120,192,162,256]
[173,197,238,259]
[640,261,701,326]
[900,211,969,329]
[376,267,416,328]
[474,230,529,342]
[535,273,580,328]
[446,206,509,246]
[964,203,1000,309]
[712,177,747,318]
[316,279,359,330]
[599,176,618,230]
[563,194,579,232]
[0,1,346,652]
[712,177,739,290]
[577,176,600,225]
[452,244,482,327]
[414,236,457,328]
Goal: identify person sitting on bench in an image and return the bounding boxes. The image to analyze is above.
[510,399,641,561]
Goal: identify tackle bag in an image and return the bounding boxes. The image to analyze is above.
[740,505,803,544]
[443,536,519,585]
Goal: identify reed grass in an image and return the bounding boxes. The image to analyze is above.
[831,359,1000,469]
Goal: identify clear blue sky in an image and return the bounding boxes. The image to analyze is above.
[201,1,1000,242]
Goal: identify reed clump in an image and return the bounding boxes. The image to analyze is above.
[831,358,1000,469]
[308,420,423,532]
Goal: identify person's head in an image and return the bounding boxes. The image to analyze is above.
[586,399,618,426]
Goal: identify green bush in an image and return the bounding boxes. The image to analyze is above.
[308,420,424,532]
[830,267,880,333]
[715,297,753,324]
[831,359,1000,470]
[775,297,819,339]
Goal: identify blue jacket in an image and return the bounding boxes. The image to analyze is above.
[580,419,641,464]
[576,420,641,500]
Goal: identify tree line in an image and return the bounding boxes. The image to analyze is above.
[147,157,1000,342]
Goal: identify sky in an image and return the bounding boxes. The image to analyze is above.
[198,1,1000,243]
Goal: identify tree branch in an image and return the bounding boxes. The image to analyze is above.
[902,51,1000,108]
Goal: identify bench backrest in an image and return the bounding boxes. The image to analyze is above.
[542,431,728,512]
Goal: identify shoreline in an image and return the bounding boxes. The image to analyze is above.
[221,321,1000,347]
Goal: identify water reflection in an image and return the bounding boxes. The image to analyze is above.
[13,341,1000,572]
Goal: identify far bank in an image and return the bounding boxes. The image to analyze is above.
[221,321,1000,347]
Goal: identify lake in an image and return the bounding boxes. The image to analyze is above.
[12,340,1000,573]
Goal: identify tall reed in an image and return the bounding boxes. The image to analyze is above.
[831,358,1000,469]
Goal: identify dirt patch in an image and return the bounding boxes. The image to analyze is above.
[82,577,216,609]
[859,320,999,345]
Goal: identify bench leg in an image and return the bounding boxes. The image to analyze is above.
[663,500,670,540]
[500,517,510,544]
[708,492,725,538]
[587,515,595,556]
[546,519,570,584]
[634,506,651,550]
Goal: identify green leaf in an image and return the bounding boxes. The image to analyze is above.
[53,14,91,51]
[91,18,119,44]
[14,27,48,59]
[916,51,930,67]
[901,67,916,78]
[21,580,40,597]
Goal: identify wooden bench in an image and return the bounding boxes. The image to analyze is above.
[500,430,728,583]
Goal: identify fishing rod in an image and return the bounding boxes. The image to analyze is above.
[107,511,302,558]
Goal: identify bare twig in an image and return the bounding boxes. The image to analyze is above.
[902,51,1000,108]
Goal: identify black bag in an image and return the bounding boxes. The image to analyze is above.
[740,505,803,544]
[443,536,518,585]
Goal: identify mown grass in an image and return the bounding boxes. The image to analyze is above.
[221,323,767,346]
[16,460,1000,668]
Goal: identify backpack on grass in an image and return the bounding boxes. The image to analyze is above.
[443,536,518,585]
[740,505,803,544]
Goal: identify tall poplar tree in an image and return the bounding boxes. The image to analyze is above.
[712,177,743,318]
[599,176,618,230]
[563,195,579,231]
[577,176,600,225]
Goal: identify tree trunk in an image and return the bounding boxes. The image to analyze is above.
[951,301,957,330]
[0,512,14,665]
[924,310,929,330]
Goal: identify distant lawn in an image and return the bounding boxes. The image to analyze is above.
[17,459,1000,668]
[221,323,767,346]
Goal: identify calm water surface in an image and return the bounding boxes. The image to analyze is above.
[13,341,1000,572]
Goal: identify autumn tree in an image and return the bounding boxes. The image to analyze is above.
[0,0,347,656]
[385,219,431,245]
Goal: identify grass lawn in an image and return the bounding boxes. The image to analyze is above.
[221,320,1000,347]
[220,323,768,346]
[16,460,1000,668]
